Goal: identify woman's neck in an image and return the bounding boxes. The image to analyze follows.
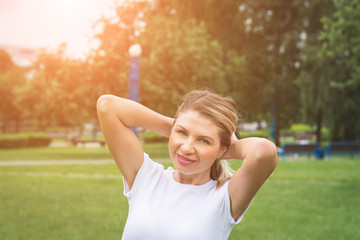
[173,170,211,185]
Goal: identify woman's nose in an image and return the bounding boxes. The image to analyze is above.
[180,139,195,154]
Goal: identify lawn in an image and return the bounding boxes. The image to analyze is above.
[0,146,359,239]
[0,143,169,161]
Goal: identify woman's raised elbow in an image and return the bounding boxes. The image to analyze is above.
[255,138,278,171]
[96,94,115,115]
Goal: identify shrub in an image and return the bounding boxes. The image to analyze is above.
[0,136,28,148]
[141,131,168,143]
[320,127,331,142]
[238,129,270,139]
[290,124,313,132]
[0,133,52,149]
[28,133,52,147]
[281,123,314,138]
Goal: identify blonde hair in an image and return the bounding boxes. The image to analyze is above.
[175,90,239,188]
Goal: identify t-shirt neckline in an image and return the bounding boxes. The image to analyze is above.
[165,167,217,191]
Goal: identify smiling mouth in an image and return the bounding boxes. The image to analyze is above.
[176,154,196,165]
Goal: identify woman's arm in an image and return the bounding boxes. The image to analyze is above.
[224,137,278,220]
[97,94,173,189]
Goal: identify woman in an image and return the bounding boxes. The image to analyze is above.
[97,90,277,239]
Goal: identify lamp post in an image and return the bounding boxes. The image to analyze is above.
[270,104,275,140]
[128,43,142,136]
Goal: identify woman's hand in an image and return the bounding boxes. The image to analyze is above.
[221,133,241,160]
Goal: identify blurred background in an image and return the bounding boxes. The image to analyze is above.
[1,0,359,146]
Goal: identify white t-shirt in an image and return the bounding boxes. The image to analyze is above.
[122,153,250,240]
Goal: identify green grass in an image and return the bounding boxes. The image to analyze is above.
[0,147,112,161]
[0,175,127,240]
[0,143,169,161]
[0,146,359,239]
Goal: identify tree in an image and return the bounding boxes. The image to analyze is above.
[0,49,25,133]
[140,17,235,115]
[226,1,304,146]
[27,45,92,132]
[90,0,246,116]
[296,0,335,143]
[319,0,360,140]
[155,1,307,145]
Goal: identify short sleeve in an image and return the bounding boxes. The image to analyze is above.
[123,153,157,200]
[222,181,253,229]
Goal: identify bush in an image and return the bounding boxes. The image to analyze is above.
[238,129,270,139]
[141,131,168,143]
[321,127,330,142]
[28,133,52,147]
[0,133,52,149]
[281,123,314,138]
[290,123,313,132]
[0,137,28,148]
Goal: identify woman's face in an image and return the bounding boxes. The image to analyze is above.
[168,110,226,183]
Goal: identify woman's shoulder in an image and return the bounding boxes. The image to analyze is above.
[141,153,167,174]
[123,153,170,198]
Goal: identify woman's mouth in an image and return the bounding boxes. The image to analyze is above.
[176,154,196,165]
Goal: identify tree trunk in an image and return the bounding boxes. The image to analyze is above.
[274,90,281,147]
[1,121,7,134]
[15,119,21,133]
[78,125,84,138]
[274,116,280,147]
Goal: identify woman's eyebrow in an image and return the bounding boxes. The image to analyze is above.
[175,125,215,142]
[198,135,215,142]
[175,124,187,131]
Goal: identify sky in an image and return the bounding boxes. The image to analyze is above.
[0,0,120,59]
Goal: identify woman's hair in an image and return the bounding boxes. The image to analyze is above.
[175,90,239,188]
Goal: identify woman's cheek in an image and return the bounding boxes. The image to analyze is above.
[168,135,180,151]
[198,147,218,162]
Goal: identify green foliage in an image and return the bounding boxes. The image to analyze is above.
[290,123,313,132]
[139,17,233,115]
[238,130,270,139]
[0,50,26,133]
[280,123,314,139]
[141,131,168,143]
[319,0,360,140]
[1,0,359,143]
[321,127,331,142]
[28,47,93,128]
[0,136,28,148]
[0,133,52,149]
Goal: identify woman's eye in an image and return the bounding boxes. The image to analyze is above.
[177,130,186,135]
[200,138,210,144]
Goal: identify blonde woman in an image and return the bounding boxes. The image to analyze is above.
[97,90,277,239]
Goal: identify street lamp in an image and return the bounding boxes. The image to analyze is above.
[128,43,142,136]
[128,44,142,102]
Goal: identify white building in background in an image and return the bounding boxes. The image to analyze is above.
[0,44,38,67]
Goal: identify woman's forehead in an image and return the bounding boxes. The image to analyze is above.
[175,111,220,137]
